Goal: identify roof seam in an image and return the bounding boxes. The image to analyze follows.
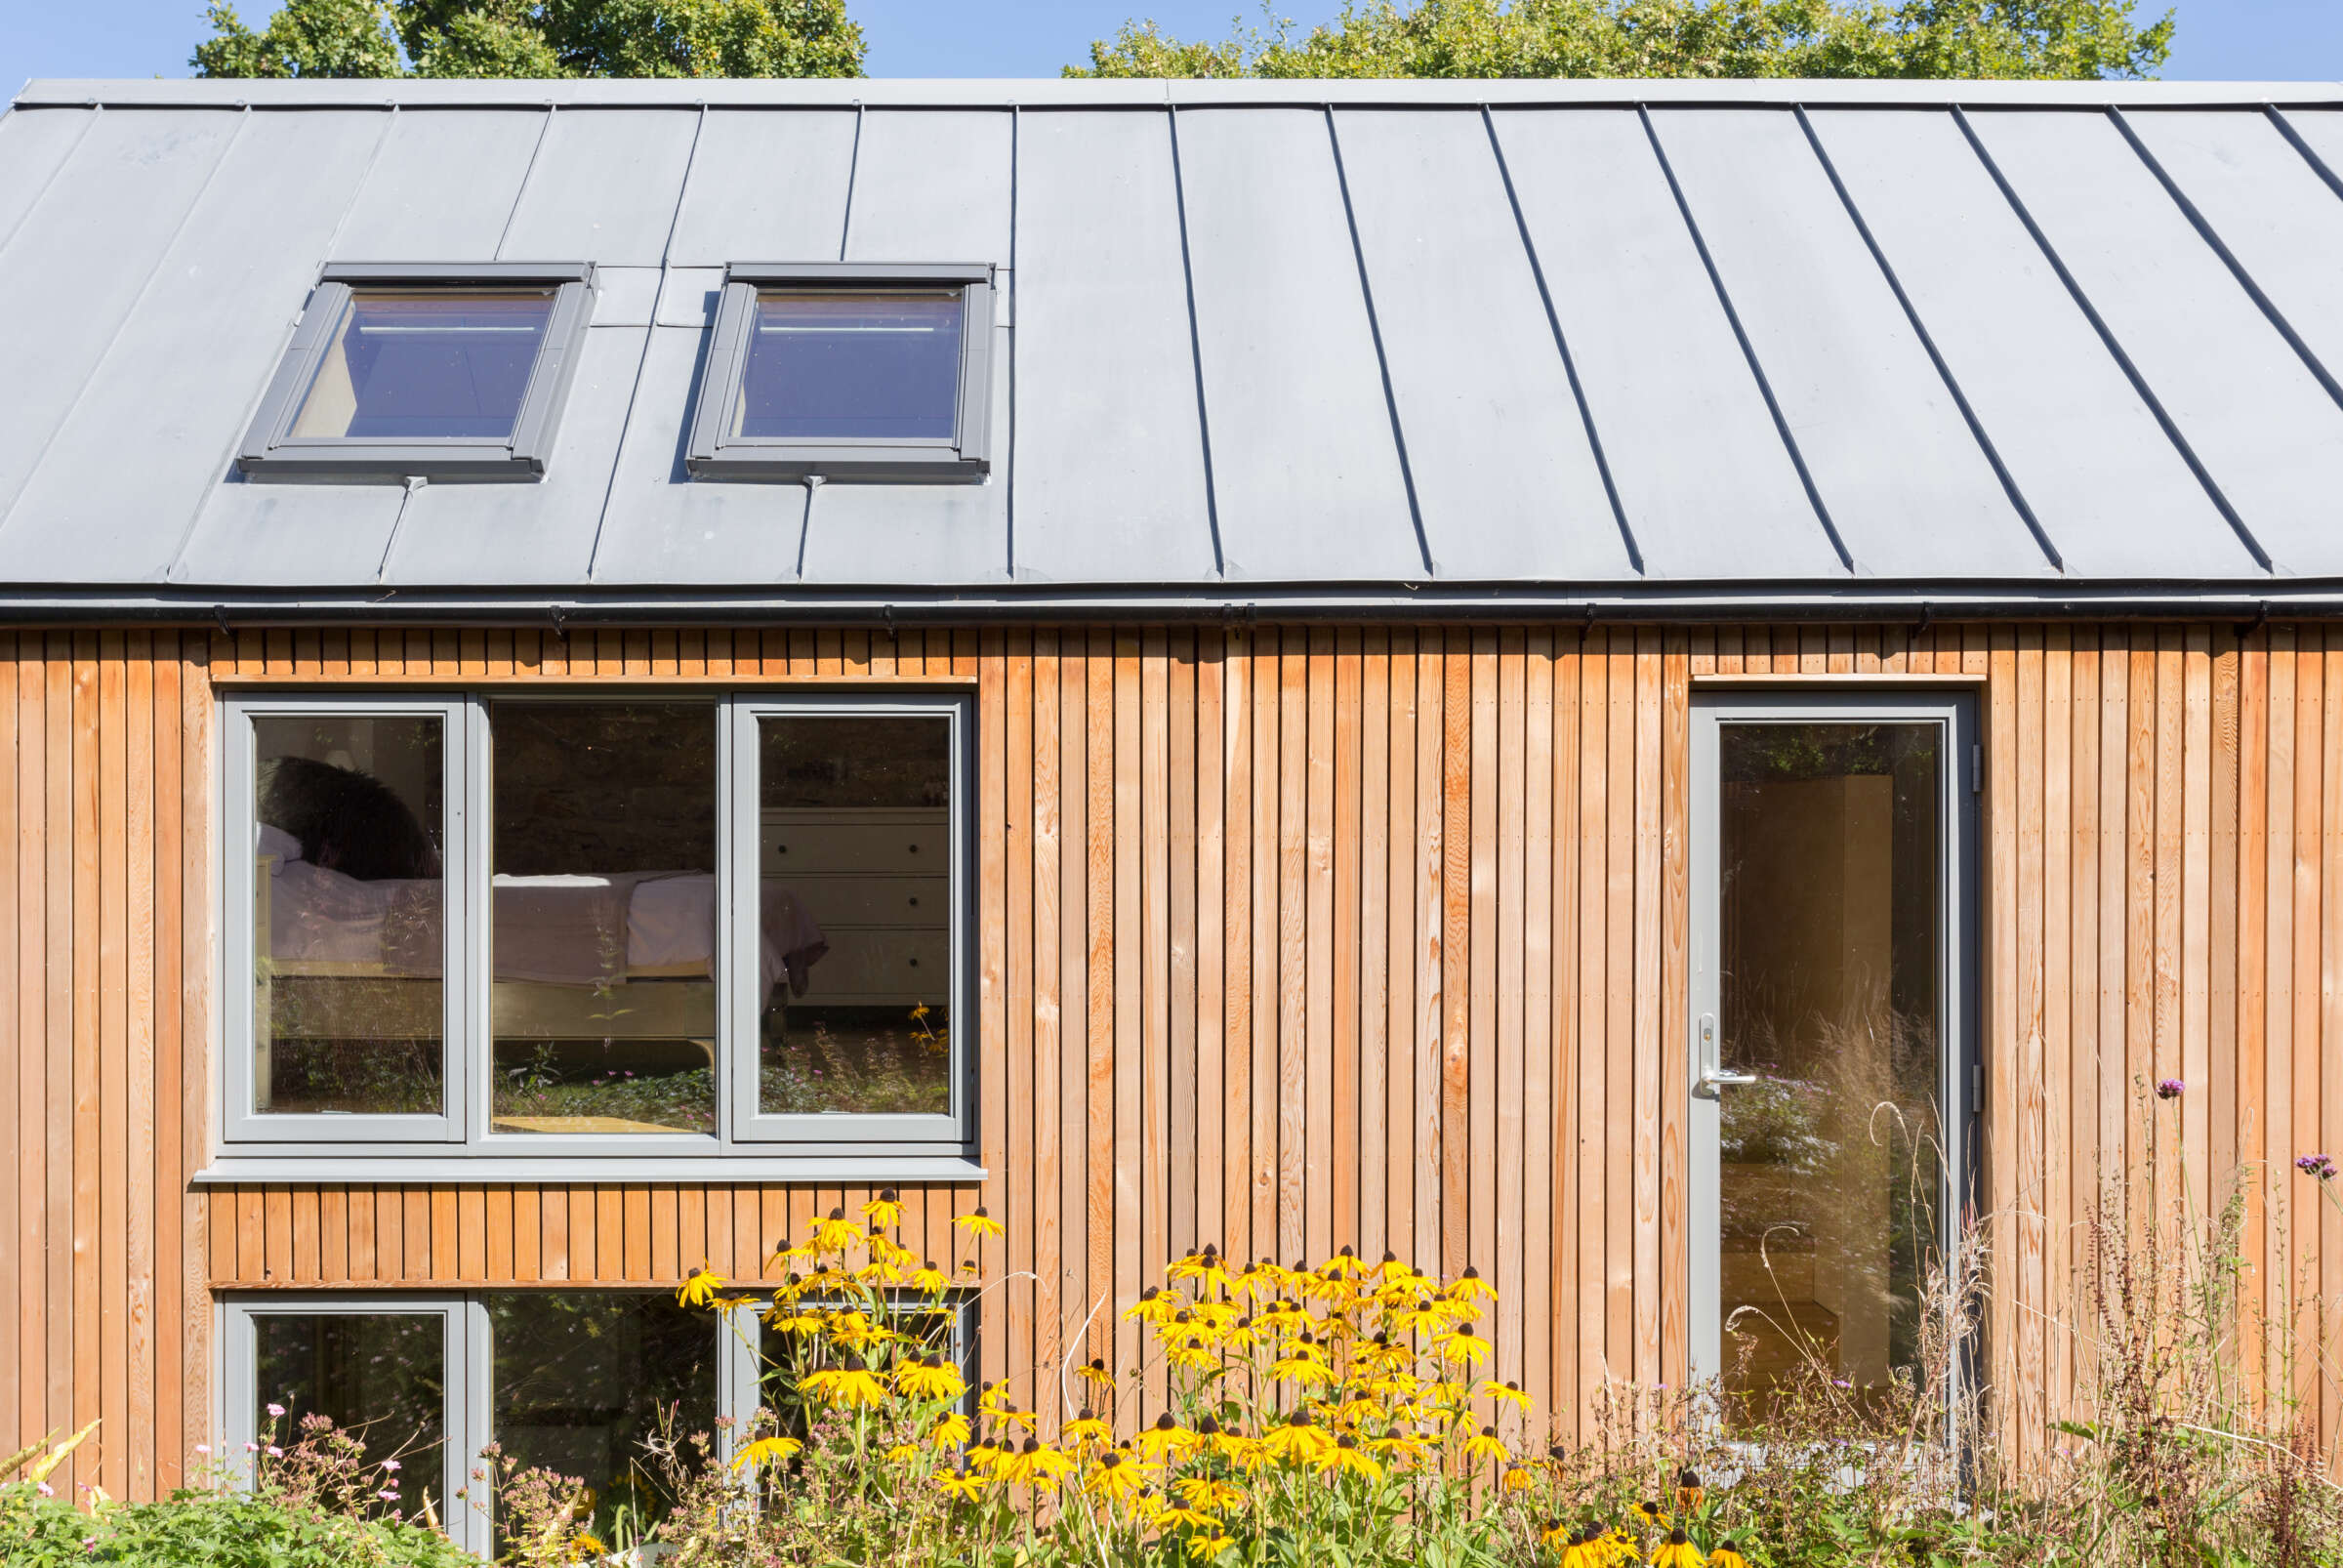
[1952,105,2273,574]
[838,100,865,261]
[1640,104,1855,576]
[2108,107,2343,422]
[1325,106,1434,579]
[2266,106,2343,202]
[493,105,555,261]
[1165,105,1225,580]
[0,104,254,555]
[1793,106,2062,574]
[1482,105,1642,577]
[0,100,100,268]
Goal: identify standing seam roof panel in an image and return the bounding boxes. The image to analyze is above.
[0,108,242,542]
[1492,107,1842,581]
[1175,107,1421,582]
[1804,109,2252,582]
[1967,108,2343,577]
[1007,108,1215,584]
[1333,107,1629,582]
[665,108,858,266]
[1649,107,2050,580]
[328,108,545,262]
[496,107,701,267]
[843,109,1014,268]
[0,107,94,257]
[0,109,390,584]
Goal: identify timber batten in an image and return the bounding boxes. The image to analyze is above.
[2,621,2337,1495]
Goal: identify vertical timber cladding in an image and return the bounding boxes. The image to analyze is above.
[3,623,2340,1494]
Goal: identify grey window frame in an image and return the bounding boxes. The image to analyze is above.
[235,262,596,482]
[215,689,980,1175]
[685,263,995,483]
[1685,688,1978,1420]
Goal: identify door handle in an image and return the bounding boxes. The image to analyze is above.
[1694,1012,1756,1099]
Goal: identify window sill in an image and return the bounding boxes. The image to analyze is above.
[191,1155,987,1186]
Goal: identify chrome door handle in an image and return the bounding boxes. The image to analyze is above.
[1694,1012,1756,1098]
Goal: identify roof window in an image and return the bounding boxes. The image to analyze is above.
[687,263,994,482]
[238,263,594,481]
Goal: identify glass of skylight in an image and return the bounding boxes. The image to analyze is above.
[733,291,964,440]
[288,290,555,441]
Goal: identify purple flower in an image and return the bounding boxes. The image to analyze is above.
[2298,1154,2336,1180]
[378,1489,400,1502]
[382,1459,400,1471]
[36,1482,54,1497]
[2157,1079,2185,1100]
[193,1445,210,1456]
[266,1402,286,1418]
[267,1446,283,1458]
[244,1442,260,1454]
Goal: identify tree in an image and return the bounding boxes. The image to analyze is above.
[192,0,865,79]
[1066,0,2175,80]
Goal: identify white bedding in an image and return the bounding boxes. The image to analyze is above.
[259,826,827,1000]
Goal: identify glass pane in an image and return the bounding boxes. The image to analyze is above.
[489,703,718,1135]
[253,715,445,1117]
[1717,722,1943,1424]
[734,290,963,440]
[253,1312,445,1517]
[757,714,953,1118]
[289,289,554,441]
[488,1292,717,1546]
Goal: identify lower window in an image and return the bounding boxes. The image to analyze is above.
[222,1289,973,1555]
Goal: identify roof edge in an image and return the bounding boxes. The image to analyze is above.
[16,75,2343,112]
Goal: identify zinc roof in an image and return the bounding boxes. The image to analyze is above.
[2,75,2342,617]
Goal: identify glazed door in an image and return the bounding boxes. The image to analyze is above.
[1688,692,1975,1425]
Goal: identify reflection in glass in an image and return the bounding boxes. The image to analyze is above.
[734,291,964,440]
[488,1292,717,1546]
[758,715,952,1118]
[289,290,555,440]
[1717,722,1943,1424]
[489,703,718,1135]
[253,1312,446,1516]
[253,715,445,1116]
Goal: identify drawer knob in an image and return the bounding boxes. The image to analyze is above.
[908,895,919,907]
[908,843,920,854]
[908,957,920,968]
[776,844,789,854]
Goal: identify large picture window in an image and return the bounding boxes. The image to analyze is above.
[221,691,974,1168]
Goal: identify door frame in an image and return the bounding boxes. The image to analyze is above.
[1686,688,1980,1406]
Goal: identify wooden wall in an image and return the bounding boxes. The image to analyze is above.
[2,622,2338,1497]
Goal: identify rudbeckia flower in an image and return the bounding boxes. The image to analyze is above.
[1315,1433,1384,1482]
[1651,1528,1705,1567]
[1154,1506,1223,1533]
[1261,1411,1336,1465]
[896,1356,967,1402]
[802,1361,890,1409]
[911,1260,952,1295]
[861,1187,906,1228]
[1185,1534,1237,1562]
[955,1206,1007,1241]
[1074,1356,1116,1390]
[675,1267,726,1308]
[1084,1449,1146,1504]
[1635,1500,1670,1532]
[1675,1466,1704,1514]
[1062,1409,1112,1447]
[997,1437,1075,1490]
[935,1466,986,1503]
[1706,1542,1751,1568]
[1135,1413,1194,1464]
[1175,1475,1245,1513]
[1500,1462,1537,1493]
[1450,1263,1499,1304]
[1463,1424,1508,1467]
[812,1207,861,1254]
[728,1435,802,1473]
[1480,1379,1534,1415]
[1168,1335,1220,1374]
[1432,1330,1493,1370]
[930,1412,971,1449]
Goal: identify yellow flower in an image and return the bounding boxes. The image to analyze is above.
[1154,1506,1223,1533]
[1074,1356,1116,1391]
[1541,1519,1573,1548]
[1123,1286,1181,1325]
[1174,1475,1245,1513]
[896,1357,967,1403]
[1269,1350,1335,1384]
[862,1187,906,1229]
[1084,1450,1146,1505]
[675,1267,726,1308]
[566,1531,608,1561]
[728,1435,802,1473]
[1062,1410,1112,1449]
[1366,1431,1434,1466]
[1261,1412,1336,1465]
[1135,1414,1195,1464]
[1707,1543,1751,1568]
[802,1363,890,1409]
[955,1206,1006,1241]
[996,1438,1075,1490]
[1651,1529,1705,1568]
[1314,1434,1383,1483]
[1185,1535,1237,1563]
[1500,1462,1537,1493]
[911,1260,952,1295]
[1463,1424,1508,1467]
[812,1207,862,1253]
[1431,1330,1493,1370]
[1450,1264,1499,1303]
[1480,1379,1534,1415]
[935,1467,986,1503]
[1636,1500,1671,1531]
[931,1411,971,1449]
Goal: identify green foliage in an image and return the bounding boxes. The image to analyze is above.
[0,1482,474,1568]
[1067,0,2176,80]
[194,0,865,79]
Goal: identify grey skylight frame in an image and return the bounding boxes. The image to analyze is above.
[234,262,596,482]
[686,263,996,483]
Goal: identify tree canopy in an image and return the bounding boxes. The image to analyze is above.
[1066,0,2174,79]
[192,0,864,78]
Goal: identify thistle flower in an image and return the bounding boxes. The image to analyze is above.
[2297,1153,2336,1180]
[2157,1078,2186,1099]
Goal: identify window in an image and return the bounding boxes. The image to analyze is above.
[237,263,594,480]
[686,264,994,482]
[221,692,973,1164]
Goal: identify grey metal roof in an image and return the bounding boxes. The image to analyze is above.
[4,75,2343,617]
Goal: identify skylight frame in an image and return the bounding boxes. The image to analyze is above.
[686,263,996,483]
[236,262,596,482]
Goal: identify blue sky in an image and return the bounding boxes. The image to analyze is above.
[3,0,2337,94]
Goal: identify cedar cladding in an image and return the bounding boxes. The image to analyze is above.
[1,622,2336,1494]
